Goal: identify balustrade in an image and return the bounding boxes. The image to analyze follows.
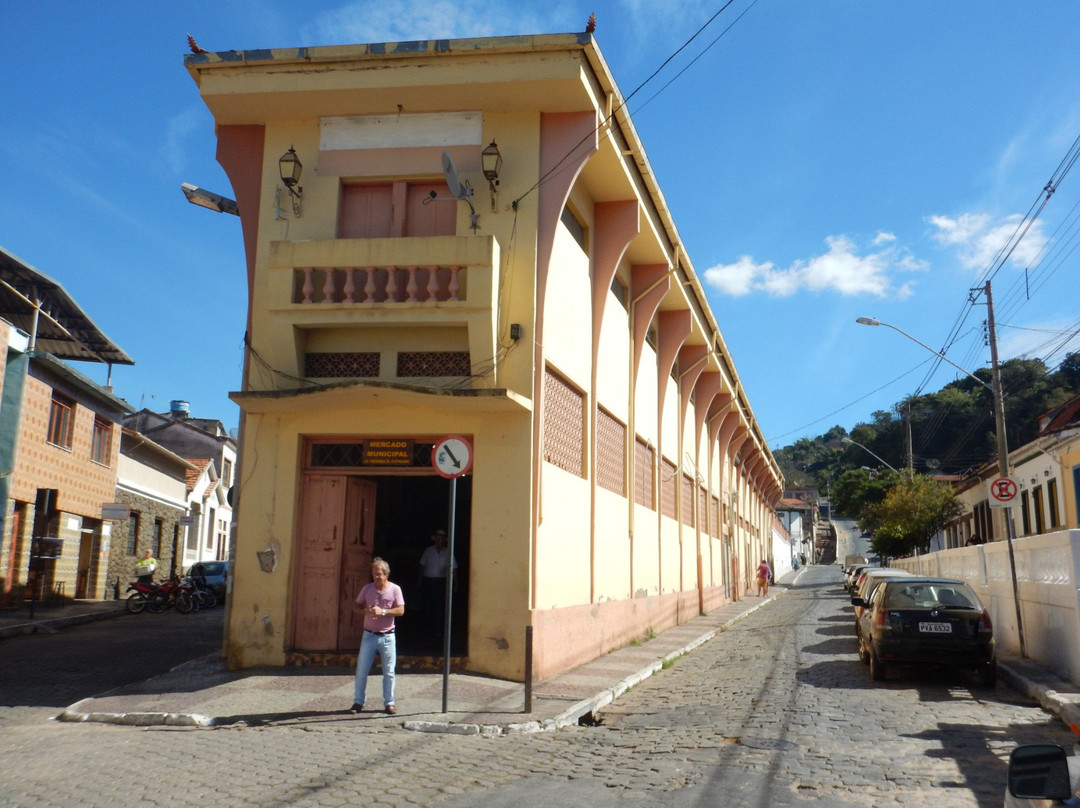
[295,265,464,304]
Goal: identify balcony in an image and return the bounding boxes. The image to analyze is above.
[264,235,500,389]
[269,235,496,309]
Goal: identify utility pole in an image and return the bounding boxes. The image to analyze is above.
[905,399,914,471]
[984,280,1026,657]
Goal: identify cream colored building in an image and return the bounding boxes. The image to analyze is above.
[187,33,782,681]
[948,394,1080,548]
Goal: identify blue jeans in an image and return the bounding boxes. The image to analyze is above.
[354,630,396,706]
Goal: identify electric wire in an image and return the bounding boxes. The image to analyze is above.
[765,356,934,445]
[511,0,755,209]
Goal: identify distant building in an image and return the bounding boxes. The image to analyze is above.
[124,403,236,567]
[0,247,134,603]
[776,496,813,565]
[111,427,196,588]
[949,392,1080,546]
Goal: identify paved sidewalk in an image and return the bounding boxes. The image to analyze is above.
[6,569,1080,738]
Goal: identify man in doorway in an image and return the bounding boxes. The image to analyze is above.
[352,557,404,715]
[417,528,457,632]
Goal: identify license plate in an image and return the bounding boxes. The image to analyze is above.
[919,622,952,634]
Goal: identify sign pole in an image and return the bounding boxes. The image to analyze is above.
[441,476,456,713]
[430,435,472,714]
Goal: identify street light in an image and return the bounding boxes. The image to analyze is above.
[840,436,898,473]
[856,294,1026,656]
[181,183,239,216]
[855,317,992,391]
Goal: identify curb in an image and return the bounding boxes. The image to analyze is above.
[58,707,214,727]
[0,606,128,640]
[998,658,1080,733]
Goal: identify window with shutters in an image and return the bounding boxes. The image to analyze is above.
[47,393,75,449]
[90,416,112,465]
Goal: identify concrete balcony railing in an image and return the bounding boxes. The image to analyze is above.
[264,235,501,388]
[269,235,497,309]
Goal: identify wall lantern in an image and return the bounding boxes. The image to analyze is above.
[481,140,503,210]
[278,146,303,216]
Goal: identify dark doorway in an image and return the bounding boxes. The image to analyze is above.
[366,474,471,657]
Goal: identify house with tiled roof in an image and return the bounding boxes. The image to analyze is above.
[0,247,133,604]
[948,391,1080,547]
[123,402,236,567]
[110,428,196,588]
[180,457,229,568]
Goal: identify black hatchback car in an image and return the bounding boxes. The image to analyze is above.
[187,561,228,601]
[854,576,996,686]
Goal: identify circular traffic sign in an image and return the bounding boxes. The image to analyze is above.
[432,435,473,478]
[989,477,1018,504]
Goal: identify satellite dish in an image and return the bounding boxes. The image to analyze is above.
[442,152,470,199]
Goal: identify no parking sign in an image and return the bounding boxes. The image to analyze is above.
[987,477,1018,509]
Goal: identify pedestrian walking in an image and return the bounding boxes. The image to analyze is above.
[352,557,405,715]
[756,559,771,597]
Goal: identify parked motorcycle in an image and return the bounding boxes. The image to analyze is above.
[125,580,167,614]
[188,575,218,610]
[157,576,196,614]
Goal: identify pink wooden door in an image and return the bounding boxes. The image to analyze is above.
[292,476,346,650]
[338,183,393,238]
[403,181,456,236]
[337,478,376,651]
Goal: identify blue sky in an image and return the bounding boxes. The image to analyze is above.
[4,1,1079,449]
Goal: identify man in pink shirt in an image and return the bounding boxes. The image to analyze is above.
[351,557,405,715]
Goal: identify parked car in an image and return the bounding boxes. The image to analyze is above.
[844,564,876,592]
[855,576,996,686]
[851,568,914,637]
[1005,743,1079,806]
[187,561,228,601]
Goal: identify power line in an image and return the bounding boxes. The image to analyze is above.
[511,0,757,209]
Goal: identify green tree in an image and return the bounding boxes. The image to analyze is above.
[1059,351,1080,391]
[830,467,898,525]
[868,473,964,557]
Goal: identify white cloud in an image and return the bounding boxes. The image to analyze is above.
[702,234,925,298]
[928,212,1047,271]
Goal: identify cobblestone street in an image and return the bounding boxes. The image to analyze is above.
[1,565,1073,807]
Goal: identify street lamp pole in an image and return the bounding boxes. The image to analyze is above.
[856,292,1026,656]
[840,436,899,473]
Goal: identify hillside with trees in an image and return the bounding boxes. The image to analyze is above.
[773,352,1080,558]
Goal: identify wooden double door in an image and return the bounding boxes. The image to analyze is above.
[292,476,376,652]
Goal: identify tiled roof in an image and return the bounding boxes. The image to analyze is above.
[184,458,213,493]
